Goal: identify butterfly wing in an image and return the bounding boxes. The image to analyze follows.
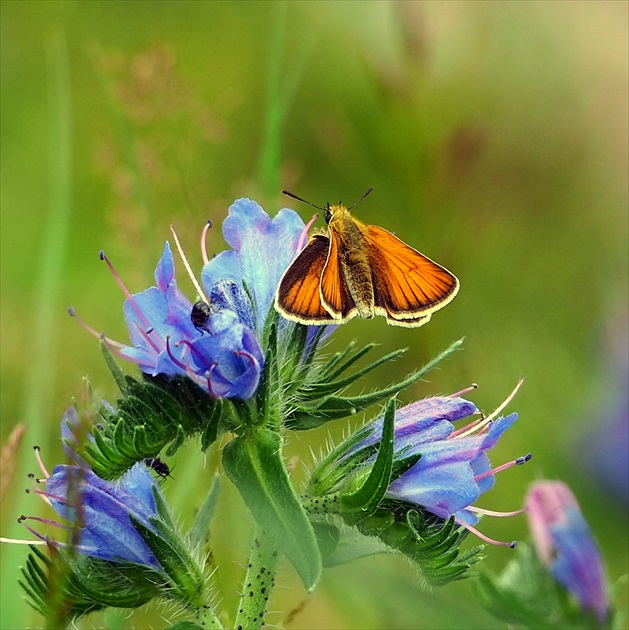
[275,235,337,324]
[363,225,459,326]
[320,228,358,321]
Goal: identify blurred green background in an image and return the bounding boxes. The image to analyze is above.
[1,1,627,628]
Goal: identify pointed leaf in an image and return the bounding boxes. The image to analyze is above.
[188,474,221,548]
[222,428,322,591]
[340,398,395,520]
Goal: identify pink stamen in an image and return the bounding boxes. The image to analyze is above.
[450,383,478,398]
[450,418,483,438]
[201,219,213,265]
[235,350,255,367]
[459,520,518,548]
[467,506,527,518]
[15,519,50,543]
[68,307,127,349]
[204,365,221,398]
[27,488,72,507]
[475,453,532,483]
[19,515,72,530]
[100,335,144,365]
[296,214,318,251]
[165,337,188,371]
[100,250,153,331]
[131,321,162,355]
[33,446,50,479]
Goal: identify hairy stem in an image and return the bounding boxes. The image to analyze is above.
[234,525,279,630]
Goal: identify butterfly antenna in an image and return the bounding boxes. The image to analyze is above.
[347,186,374,210]
[282,190,326,211]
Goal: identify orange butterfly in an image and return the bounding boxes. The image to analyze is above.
[275,189,459,327]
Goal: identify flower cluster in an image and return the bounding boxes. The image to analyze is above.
[70,199,320,400]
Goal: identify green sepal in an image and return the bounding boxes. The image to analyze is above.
[339,398,395,522]
[131,515,205,606]
[20,545,166,620]
[353,502,481,586]
[306,348,407,397]
[476,543,613,630]
[287,339,462,429]
[320,342,376,381]
[100,338,128,395]
[222,427,322,591]
[84,372,222,480]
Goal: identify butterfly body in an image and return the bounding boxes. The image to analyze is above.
[275,199,459,328]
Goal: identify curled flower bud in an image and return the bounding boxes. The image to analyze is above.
[526,481,610,624]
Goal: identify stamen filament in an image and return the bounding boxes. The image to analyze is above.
[467,506,527,518]
[20,515,72,530]
[459,521,518,548]
[474,453,532,482]
[33,446,50,479]
[450,383,478,398]
[200,219,212,265]
[296,214,318,252]
[0,536,46,546]
[170,225,208,303]
[100,251,154,331]
[450,418,482,438]
[131,322,162,355]
[68,307,127,349]
[457,378,523,438]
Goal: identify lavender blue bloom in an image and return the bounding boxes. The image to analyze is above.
[201,198,321,338]
[353,396,519,527]
[526,481,609,624]
[45,462,163,570]
[111,241,263,400]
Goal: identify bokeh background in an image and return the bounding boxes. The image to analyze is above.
[1,1,627,628]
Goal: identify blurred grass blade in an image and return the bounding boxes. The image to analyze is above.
[1,31,73,630]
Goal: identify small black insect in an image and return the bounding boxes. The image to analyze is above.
[144,457,171,479]
[190,300,211,334]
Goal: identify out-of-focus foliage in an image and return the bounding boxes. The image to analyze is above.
[1,2,626,628]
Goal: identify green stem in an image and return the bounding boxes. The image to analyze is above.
[234,525,279,630]
[197,602,223,629]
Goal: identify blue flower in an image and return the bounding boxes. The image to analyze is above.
[201,198,325,339]
[348,386,529,545]
[71,239,264,400]
[526,481,609,624]
[45,463,163,569]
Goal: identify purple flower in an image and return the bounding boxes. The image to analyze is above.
[526,481,609,624]
[71,238,263,400]
[201,198,327,342]
[44,463,163,569]
[349,384,529,546]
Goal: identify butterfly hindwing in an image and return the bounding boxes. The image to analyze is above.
[363,225,459,322]
[320,228,358,320]
[275,234,336,324]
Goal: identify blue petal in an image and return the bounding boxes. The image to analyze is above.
[550,507,609,623]
[201,199,306,334]
[154,242,175,291]
[481,413,518,450]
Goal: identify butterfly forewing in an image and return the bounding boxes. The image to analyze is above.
[320,229,358,320]
[275,235,336,324]
[363,225,459,321]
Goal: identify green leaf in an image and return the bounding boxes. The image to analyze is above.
[340,398,395,521]
[222,428,322,591]
[188,474,221,548]
[322,525,394,567]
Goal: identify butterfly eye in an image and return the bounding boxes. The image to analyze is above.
[324,207,332,224]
